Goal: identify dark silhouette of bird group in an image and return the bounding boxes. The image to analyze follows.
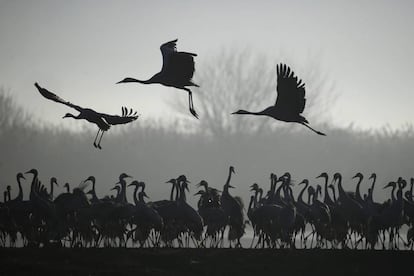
[35,39,326,149]
[1,167,413,250]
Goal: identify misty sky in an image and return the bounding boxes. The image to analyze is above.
[0,0,413,131]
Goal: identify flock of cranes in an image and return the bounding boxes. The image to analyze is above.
[35,39,325,149]
[1,167,414,250]
[10,39,411,251]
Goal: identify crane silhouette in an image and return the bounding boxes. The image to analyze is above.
[34,83,139,149]
[232,63,326,136]
[116,39,200,118]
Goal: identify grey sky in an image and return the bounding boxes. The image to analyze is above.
[0,0,413,130]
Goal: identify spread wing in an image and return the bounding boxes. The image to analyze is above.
[34,83,82,111]
[160,39,197,83]
[275,64,306,115]
[100,107,139,125]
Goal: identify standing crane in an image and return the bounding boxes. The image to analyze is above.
[34,83,139,149]
[220,166,245,248]
[232,63,326,136]
[117,39,200,118]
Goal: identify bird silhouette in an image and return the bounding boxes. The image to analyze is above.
[34,83,139,149]
[220,166,245,247]
[232,63,326,136]
[116,39,200,118]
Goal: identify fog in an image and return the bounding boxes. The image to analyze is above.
[1,51,413,209]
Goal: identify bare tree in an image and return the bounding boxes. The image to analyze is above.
[170,49,336,137]
[0,88,27,132]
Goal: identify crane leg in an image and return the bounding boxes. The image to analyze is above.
[97,131,105,149]
[93,130,101,148]
[184,88,198,119]
[300,122,326,136]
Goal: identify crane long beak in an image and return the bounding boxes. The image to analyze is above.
[383,183,392,189]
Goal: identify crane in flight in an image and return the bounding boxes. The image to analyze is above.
[232,63,326,136]
[116,39,200,119]
[34,83,139,149]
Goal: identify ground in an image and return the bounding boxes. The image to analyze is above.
[0,248,411,276]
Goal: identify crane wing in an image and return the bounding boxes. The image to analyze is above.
[160,39,197,83]
[160,39,178,72]
[34,83,82,111]
[100,107,139,125]
[274,64,306,115]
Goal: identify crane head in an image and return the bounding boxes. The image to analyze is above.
[177,175,190,184]
[229,166,235,174]
[25,168,38,175]
[16,173,25,181]
[119,173,132,180]
[127,180,140,187]
[196,180,208,188]
[63,113,77,119]
[83,176,96,184]
[316,172,328,179]
[250,183,259,191]
[383,182,395,189]
[50,177,58,186]
[352,172,363,180]
[397,178,407,189]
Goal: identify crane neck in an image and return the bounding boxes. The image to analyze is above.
[232,109,267,116]
[321,175,333,205]
[175,182,180,201]
[275,180,285,205]
[178,182,187,202]
[118,178,128,204]
[169,183,175,201]
[368,174,376,202]
[307,189,314,205]
[248,196,255,214]
[298,180,309,204]
[223,167,234,194]
[330,186,337,202]
[132,186,139,205]
[409,179,414,202]
[49,179,56,199]
[355,175,364,203]
[15,174,24,202]
[29,171,38,201]
[335,174,347,200]
[138,191,146,204]
[258,189,263,204]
